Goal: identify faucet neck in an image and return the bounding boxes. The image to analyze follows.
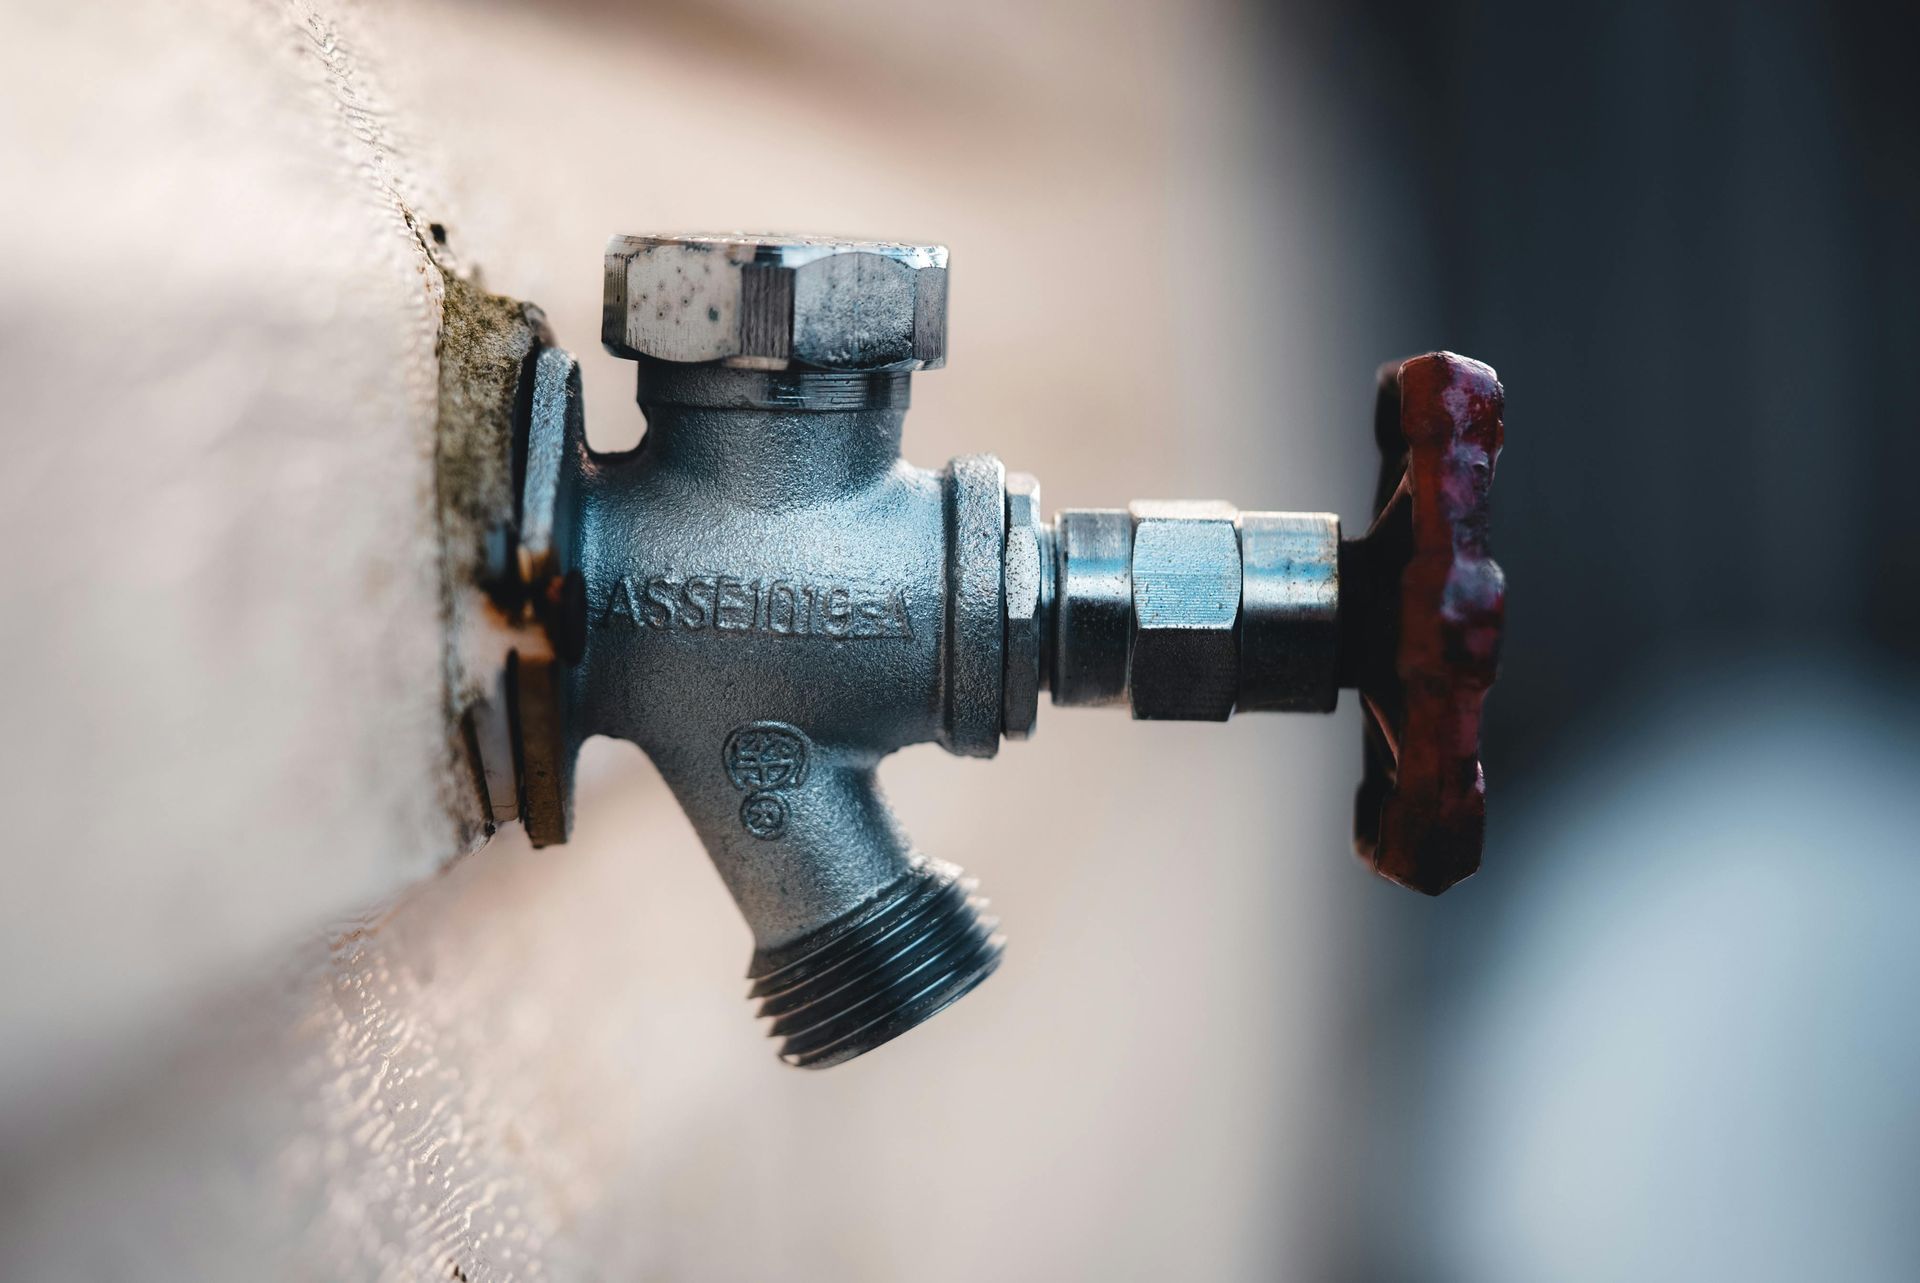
[633,363,910,505]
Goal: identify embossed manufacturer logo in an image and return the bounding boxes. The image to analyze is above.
[723,722,813,841]
[598,574,912,640]
[724,723,810,793]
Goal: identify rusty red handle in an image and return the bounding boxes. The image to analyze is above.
[1341,352,1505,894]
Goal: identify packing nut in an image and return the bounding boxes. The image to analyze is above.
[1128,501,1242,721]
[603,234,949,372]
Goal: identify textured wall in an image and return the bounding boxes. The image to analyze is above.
[0,1,1374,1278]
[0,0,479,1170]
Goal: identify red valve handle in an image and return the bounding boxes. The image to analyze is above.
[1341,352,1505,895]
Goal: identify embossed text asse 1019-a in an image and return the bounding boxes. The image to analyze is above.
[597,573,914,640]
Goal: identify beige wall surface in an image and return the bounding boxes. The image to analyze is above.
[0,0,469,1172]
[0,1,1377,1278]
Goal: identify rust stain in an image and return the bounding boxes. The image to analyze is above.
[433,265,549,852]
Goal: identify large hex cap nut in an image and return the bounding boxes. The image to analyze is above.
[603,233,949,372]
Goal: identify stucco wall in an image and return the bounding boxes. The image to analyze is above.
[0,0,476,1163]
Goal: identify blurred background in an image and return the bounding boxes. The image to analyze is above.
[1,0,1916,1279]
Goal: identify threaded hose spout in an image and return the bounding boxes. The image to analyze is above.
[746,859,1004,1068]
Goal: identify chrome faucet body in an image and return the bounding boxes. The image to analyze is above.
[480,235,1506,1068]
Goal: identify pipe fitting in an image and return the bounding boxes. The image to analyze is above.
[941,455,1006,758]
[1045,503,1343,720]
[1051,508,1133,707]
[1001,473,1051,739]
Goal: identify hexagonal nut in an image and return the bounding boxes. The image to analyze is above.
[1128,501,1242,721]
[1002,473,1049,739]
[603,234,948,372]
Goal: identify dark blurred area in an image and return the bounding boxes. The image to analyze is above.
[1273,1,1920,1276]
[1289,0,1920,749]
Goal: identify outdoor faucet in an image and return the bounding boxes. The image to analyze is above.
[478,235,1505,1068]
